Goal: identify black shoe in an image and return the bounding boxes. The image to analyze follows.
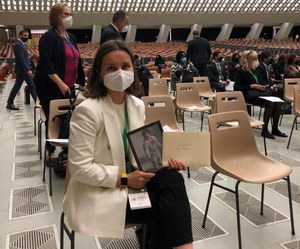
[261,130,275,139]
[272,129,288,137]
[6,104,19,110]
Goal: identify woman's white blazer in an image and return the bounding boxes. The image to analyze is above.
[63,94,145,238]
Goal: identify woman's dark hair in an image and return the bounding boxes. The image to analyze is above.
[277,54,287,64]
[86,40,140,98]
[175,51,185,64]
[287,54,297,65]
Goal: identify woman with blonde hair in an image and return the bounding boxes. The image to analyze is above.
[234,50,286,139]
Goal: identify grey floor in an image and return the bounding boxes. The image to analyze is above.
[1,78,300,249]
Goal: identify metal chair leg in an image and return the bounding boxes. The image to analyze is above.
[235,181,242,249]
[60,212,76,249]
[287,117,297,149]
[260,183,265,215]
[285,176,295,235]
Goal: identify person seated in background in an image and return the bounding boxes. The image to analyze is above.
[228,52,241,81]
[257,50,283,99]
[208,50,230,92]
[272,54,286,82]
[63,40,193,249]
[170,51,198,91]
[134,55,153,96]
[30,55,39,76]
[154,54,166,73]
[234,50,287,139]
[284,54,300,78]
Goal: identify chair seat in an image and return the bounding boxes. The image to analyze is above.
[249,117,264,127]
[214,155,292,184]
[178,104,211,112]
[198,92,216,99]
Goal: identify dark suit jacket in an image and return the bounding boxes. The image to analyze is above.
[186,36,211,65]
[35,28,85,96]
[13,40,30,75]
[208,62,228,83]
[100,24,122,45]
[257,62,272,86]
[234,68,258,100]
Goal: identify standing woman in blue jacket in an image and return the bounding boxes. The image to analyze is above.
[35,2,85,154]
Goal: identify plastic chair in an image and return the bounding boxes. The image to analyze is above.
[202,110,295,249]
[215,91,268,155]
[43,98,83,196]
[176,83,210,131]
[283,78,300,102]
[148,78,169,96]
[287,86,300,148]
[34,97,41,136]
[193,76,216,99]
[142,96,181,131]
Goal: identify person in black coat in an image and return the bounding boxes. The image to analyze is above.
[234,50,287,139]
[34,2,85,153]
[228,52,241,81]
[186,30,211,76]
[6,30,37,110]
[100,10,129,45]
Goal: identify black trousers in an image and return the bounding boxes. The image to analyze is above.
[125,169,193,249]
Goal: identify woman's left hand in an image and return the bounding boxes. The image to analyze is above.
[168,158,187,171]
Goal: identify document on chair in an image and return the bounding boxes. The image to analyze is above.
[259,96,284,102]
[162,131,210,168]
[186,105,203,111]
[46,138,69,145]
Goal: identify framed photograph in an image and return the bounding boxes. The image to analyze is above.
[127,121,164,173]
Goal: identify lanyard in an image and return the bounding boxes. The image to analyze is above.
[121,103,131,173]
[249,70,258,83]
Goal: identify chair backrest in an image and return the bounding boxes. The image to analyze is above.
[160,68,171,78]
[284,78,300,102]
[150,70,159,79]
[216,91,248,113]
[148,78,169,96]
[208,110,260,174]
[293,86,300,116]
[176,82,204,107]
[48,98,83,139]
[193,76,215,98]
[142,96,181,131]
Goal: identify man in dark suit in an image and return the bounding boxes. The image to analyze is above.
[100,10,129,45]
[7,30,37,110]
[208,50,230,92]
[186,30,211,76]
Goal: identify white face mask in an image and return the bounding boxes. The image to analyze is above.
[62,16,73,29]
[103,69,134,92]
[252,60,259,69]
[122,25,129,33]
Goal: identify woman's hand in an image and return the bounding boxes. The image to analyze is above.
[251,84,266,91]
[127,170,155,189]
[59,83,71,95]
[168,158,187,171]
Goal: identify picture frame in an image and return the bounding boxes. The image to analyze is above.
[127,121,164,173]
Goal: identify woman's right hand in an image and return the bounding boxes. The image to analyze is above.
[127,170,155,189]
[251,84,265,91]
[59,83,71,95]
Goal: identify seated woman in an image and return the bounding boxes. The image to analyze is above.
[63,40,193,249]
[234,50,287,139]
[284,54,300,78]
[154,54,166,73]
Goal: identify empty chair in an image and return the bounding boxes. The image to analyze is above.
[283,78,300,102]
[193,76,216,99]
[142,96,181,131]
[215,91,267,155]
[43,98,83,196]
[176,83,210,131]
[202,110,295,249]
[287,86,300,148]
[148,78,169,96]
[160,68,171,79]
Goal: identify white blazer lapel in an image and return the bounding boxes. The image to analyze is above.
[102,96,126,172]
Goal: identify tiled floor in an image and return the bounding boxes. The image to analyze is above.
[1,78,300,249]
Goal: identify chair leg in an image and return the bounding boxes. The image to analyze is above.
[182,111,185,131]
[202,171,219,228]
[287,117,297,149]
[200,111,204,131]
[260,183,265,215]
[43,142,47,182]
[285,176,295,235]
[34,107,37,136]
[142,224,147,249]
[235,181,242,249]
[49,158,53,196]
[187,167,190,178]
[60,212,76,249]
[263,136,267,156]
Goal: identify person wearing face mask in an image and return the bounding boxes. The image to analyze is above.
[6,30,37,110]
[235,50,286,139]
[208,50,230,92]
[228,52,241,81]
[63,40,194,249]
[34,2,85,158]
[100,10,129,45]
